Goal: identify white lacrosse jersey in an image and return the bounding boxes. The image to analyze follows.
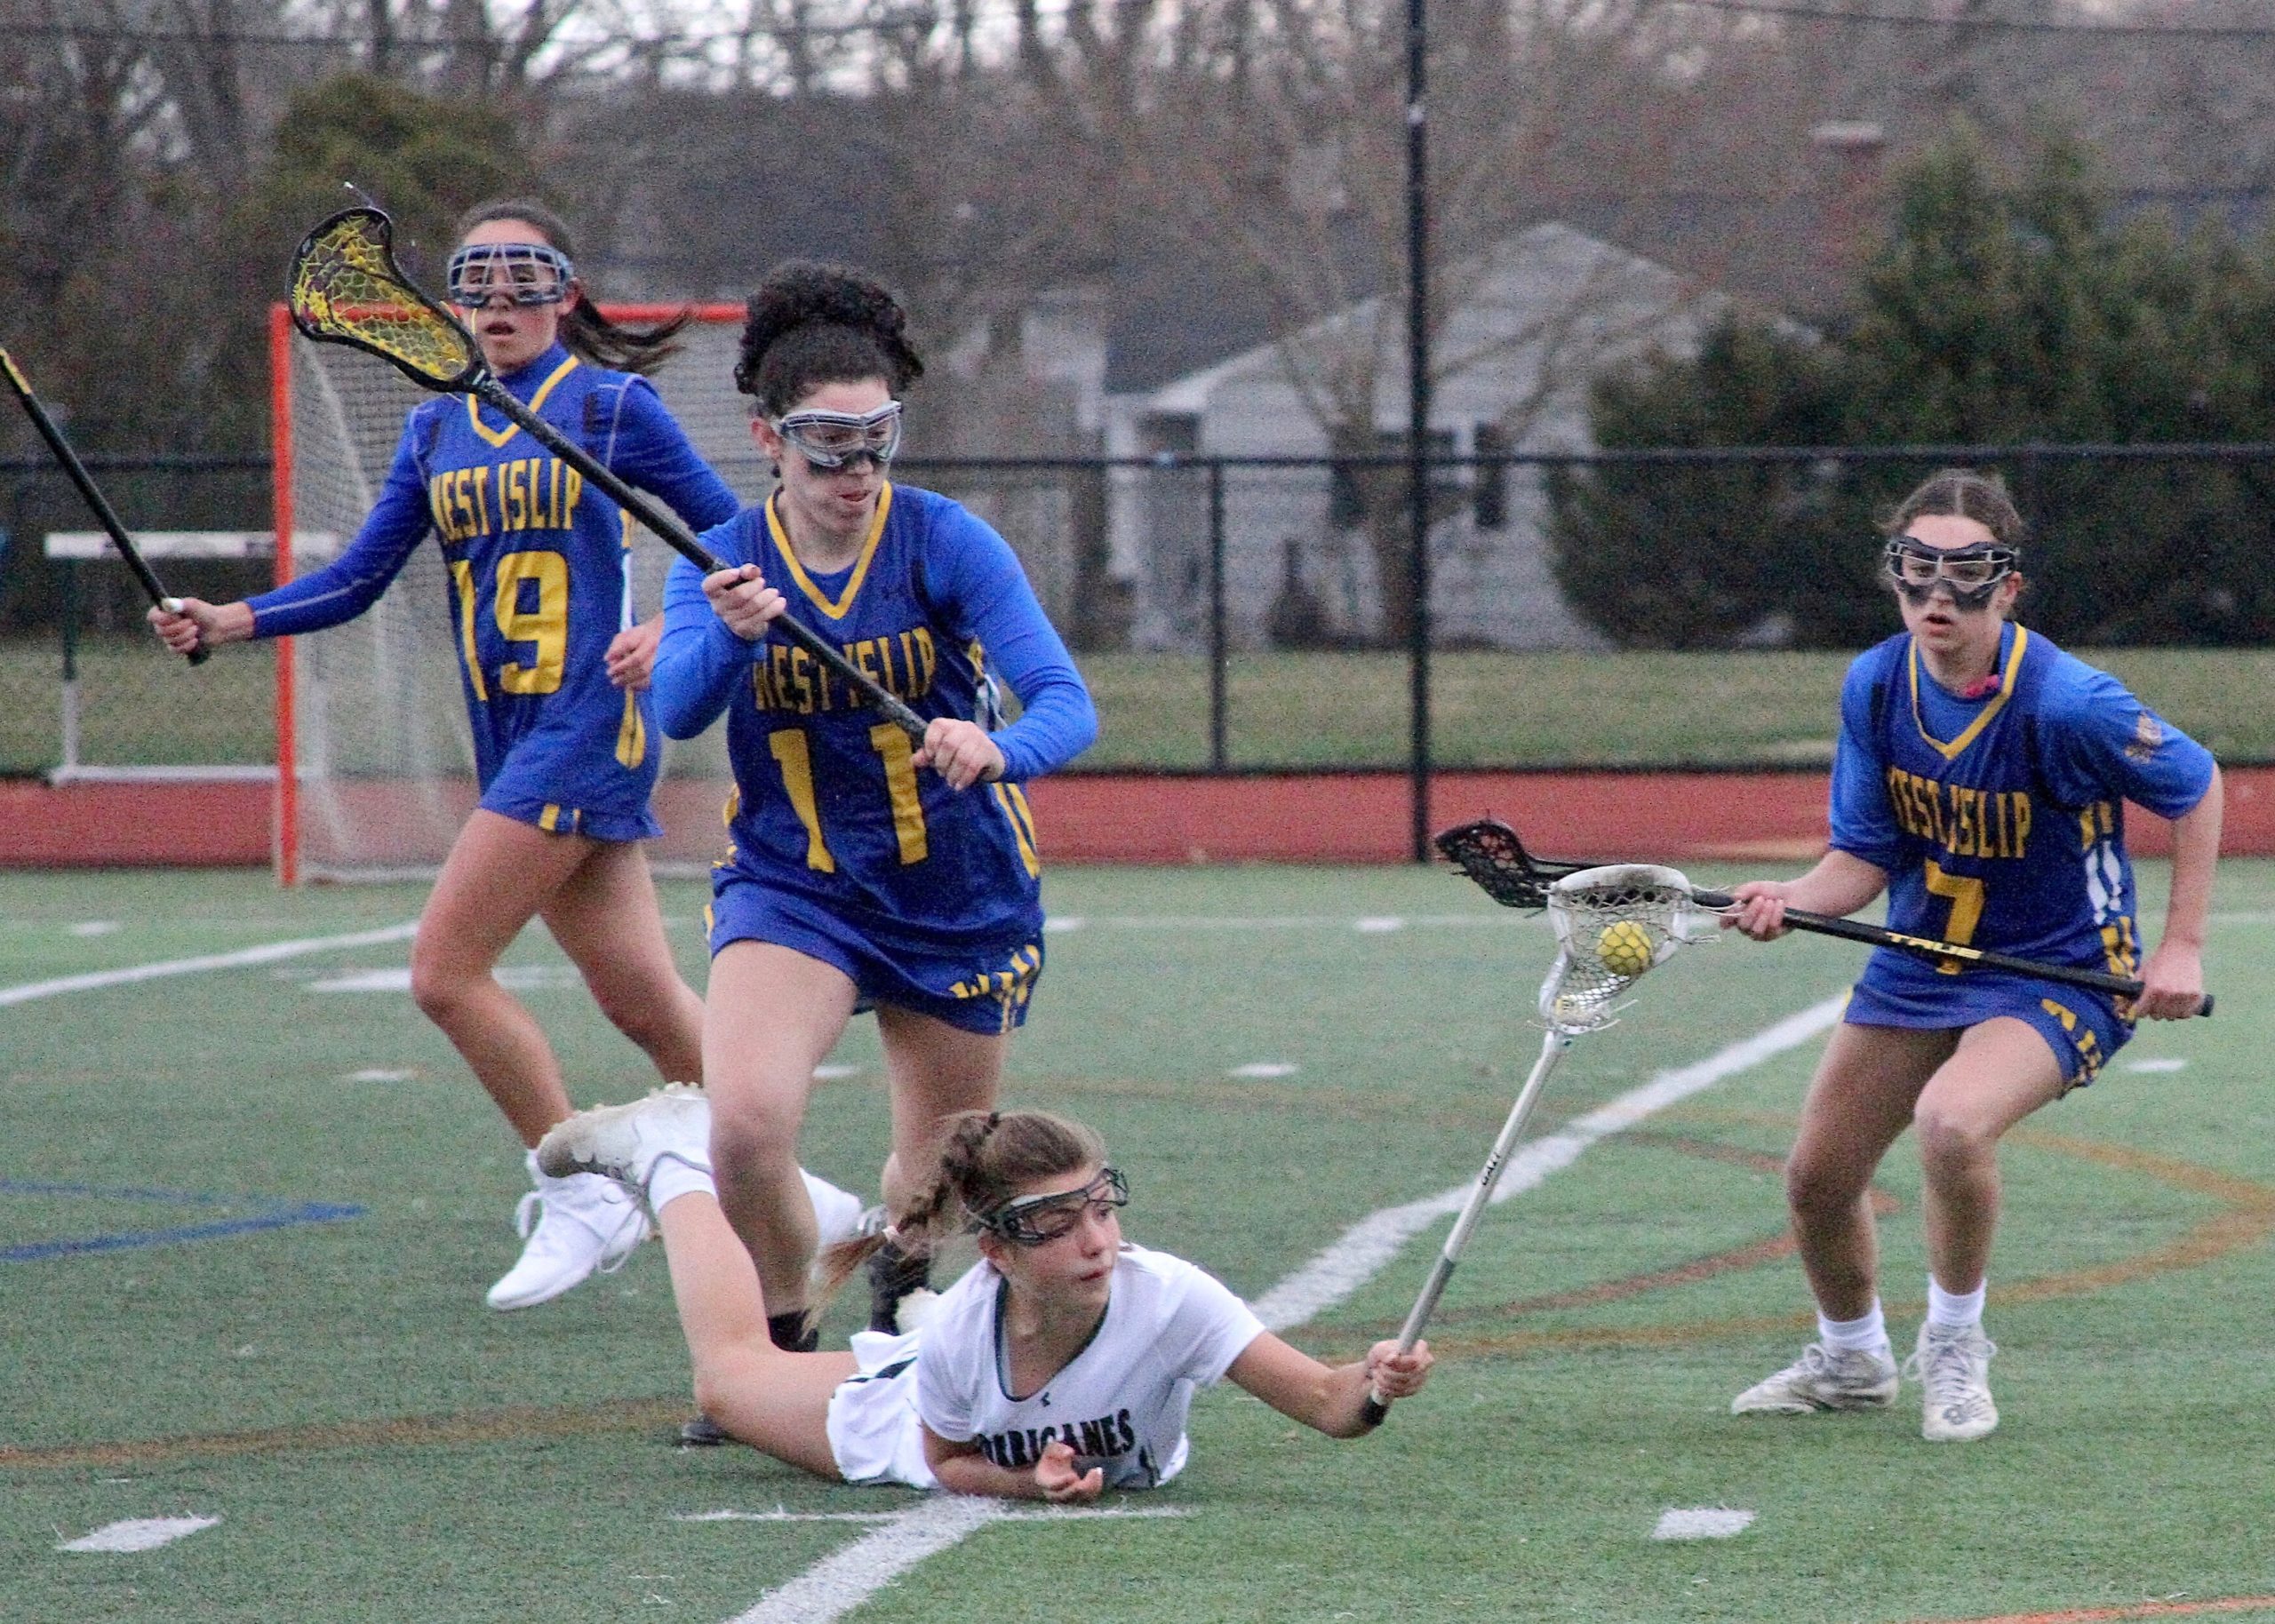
[914,1243,1266,1489]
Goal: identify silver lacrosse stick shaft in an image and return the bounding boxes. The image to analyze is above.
[1362,1025,1572,1423]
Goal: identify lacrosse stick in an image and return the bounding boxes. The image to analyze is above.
[285,206,928,742]
[1436,817,2210,1016]
[1,346,207,665]
[1361,863,1720,1425]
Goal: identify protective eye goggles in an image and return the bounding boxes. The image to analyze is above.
[446,242,576,308]
[775,402,903,469]
[980,1167,1129,1247]
[1882,536,2018,609]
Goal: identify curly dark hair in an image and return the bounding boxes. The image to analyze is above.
[733,259,925,416]
[454,197,692,377]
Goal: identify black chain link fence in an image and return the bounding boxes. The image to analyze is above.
[5,444,2271,776]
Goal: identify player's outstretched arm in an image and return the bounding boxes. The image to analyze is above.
[1722,850,1889,941]
[1225,1331,1434,1438]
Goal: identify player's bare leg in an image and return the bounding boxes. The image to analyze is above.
[655,1190,856,1475]
[411,808,595,1144]
[1912,1015,2066,1295]
[702,939,859,1321]
[875,1007,1008,1217]
[1734,1022,1952,1415]
[1786,1022,1957,1318]
[1904,1015,2064,1441]
[413,809,651,1309]
[541,839,706,1087]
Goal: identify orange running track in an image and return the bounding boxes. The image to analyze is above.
[2,767,2267,870]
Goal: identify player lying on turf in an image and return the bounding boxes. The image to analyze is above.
[538,1093,1434,1494]
[1722,467,2222,1442]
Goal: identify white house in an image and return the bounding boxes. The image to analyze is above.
[1102,221,1726,651]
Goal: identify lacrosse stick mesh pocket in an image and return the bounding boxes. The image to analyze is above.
[291,210,480,386]
[1539,864,1714,1033]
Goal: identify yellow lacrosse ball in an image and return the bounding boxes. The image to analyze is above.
[1596,920,1654,976]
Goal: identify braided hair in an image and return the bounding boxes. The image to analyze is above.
[453,198,692,377]
[809,1110,1108,1321]
[733,260,925,418]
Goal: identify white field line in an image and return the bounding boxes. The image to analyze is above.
[1653,1508,1755,1540]
[0,922,419,1007]
[679,1510,898,1524]
[307,963,578,994]
[722,990,1848,1624]
[684,1506,1189,1526]
[1249,993,1848,1331]
[721,1496,1007,1624]
[59,1515,220,1553]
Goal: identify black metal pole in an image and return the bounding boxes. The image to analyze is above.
[1405,0,1433,862]
[1208,458,1228,770]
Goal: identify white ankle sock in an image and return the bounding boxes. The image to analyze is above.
[1927,1275,1986,1330]
[646,1155,716,1213]
[1818,1300,1889,1356]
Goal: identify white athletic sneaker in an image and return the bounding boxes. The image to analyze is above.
[1906,1321,2000,1442]
[485,1153,651,1311]
[536,1085,863,1249]
[1730,1341,1900,1414]
[536,1081,713,1200]
[805,1172,868,1249]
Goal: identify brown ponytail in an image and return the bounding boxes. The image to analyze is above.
[810,1111,1109,1315]
[453,197,692,378]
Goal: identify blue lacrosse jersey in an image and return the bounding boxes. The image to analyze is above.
[655,482,1096,952]
[1828,622,2215,1008]
[250,341,738,840]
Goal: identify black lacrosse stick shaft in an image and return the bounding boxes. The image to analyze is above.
[1438,816,2209,1016]
[1,346,208,665]
[1682,888,2206,1013]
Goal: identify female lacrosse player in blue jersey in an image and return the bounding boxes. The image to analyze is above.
[1722,468,2221,1443]
[150,203,866,1311]
[651,262,1098,1372]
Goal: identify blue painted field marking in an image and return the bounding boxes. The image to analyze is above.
[0,1178,365,1263]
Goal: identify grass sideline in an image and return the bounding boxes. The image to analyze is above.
[5,637,2273,774]
[4,863,2273,1622]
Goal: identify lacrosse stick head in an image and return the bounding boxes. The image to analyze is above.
[1538,864,1720,1033]
[1435,816,1588,912]
[289,207,484,391]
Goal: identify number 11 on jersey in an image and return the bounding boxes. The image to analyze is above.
[768,724,931,872]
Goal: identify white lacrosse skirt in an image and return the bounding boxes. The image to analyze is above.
[826,1329,938,1488]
